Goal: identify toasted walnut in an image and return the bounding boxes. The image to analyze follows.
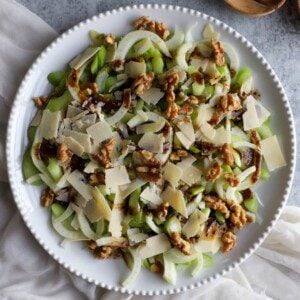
[220,143,234,166]
[94,246,113,259]
[165,102,179,120]
[155,22,170,40]
[113,59,124,71]
[88,172,105,186]
[170,149,188,161]
[246,214,255,223]
[141,149,154,160]
[80,82,99,94]
[41,187,54,207]
[103,34,115,46]
[93,138,115,168]
[224,173,239,187]
[203,220,219,240]
[166,90,175,102]
[57,143,73,165]
[150,262,164,274]
[204,195,230,219]
[187,95,200,105]
[222,231,237,252]
[211,38,225,66]
[250,130,260,146]
[170,232,191,255]
[227,200,247,229]
[178,103,193,115]
[205,161,221,182]
[160,70,179,91]
[86,240,97,250]
[134,16,155,31]
[131,72,155,95]
[33,96,48,110]
[156,202,169,219]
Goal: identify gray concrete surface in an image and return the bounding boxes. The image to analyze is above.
[17,0,300,205]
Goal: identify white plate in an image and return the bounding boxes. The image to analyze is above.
[6,4,296,296]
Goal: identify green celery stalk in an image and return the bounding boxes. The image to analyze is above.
[46,90,72,112]
[128,187,141,215]
[164,216,181,236]
[22,148,43,186]
[27,126,37,143]
[152,56,164,74]
[244,198,258,213]
[260,167,271,180]
[97,46,107,69]
[47,158,63,182]
[192,82,205,96]
[47,70,67,87]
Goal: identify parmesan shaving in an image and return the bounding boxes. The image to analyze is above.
[40,110,60,139]
[139,88,164,105]
[105,166,131,188]
[86,121,113,144]
[138,132,164,153]
[67,170,93,201]
[163,162,183,188]
[138,234,171,259]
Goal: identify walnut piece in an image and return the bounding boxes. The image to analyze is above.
[41,187,54,207]
[204,195,230,219]
[33,96,48,110]
[88,172,105,186]
[57,143,73,165]
[155,22,170,40]
[93,138,115,168]
[205,161,221,182]
[160,69,179,91]
[131,72,155,95]
[169,149,188,161]
[178,103,193,116]
[222,231,237,252]
[170,232,191,255]
[220,143,234,166]
[103,34,115,46]
[165,102,179,120]
[224,173,239,187]
[134,16,155,31]
[150,262,164,274]
[211,38,225,66]
[227,200,247,229]
[86,240,97,250]
[156,202,169,219]
[94,246,114,259]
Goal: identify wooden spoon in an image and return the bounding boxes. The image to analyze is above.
[224,0,286,17]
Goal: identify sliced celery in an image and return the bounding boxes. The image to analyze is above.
[128,187,141,215]
[189,185,204,196]
[123,155,133,167]
[234,67,252,87]
[90,54,99,74]
[244,198,258,213]
[164,216,181,236]
[107,193,115,201]
[97,185,107,195]
[47,158,63,182]
[203,253,213,268]
[260,167,271,180]
[215,211,225,225]
[187,65,198,75]
[51,204,74,231]
[146,61,153,72]
[202,84,214,99]
[189,146,200,154]
[121,112,134,123]
[256,120,273,139]
[192,82,205,96]
[143,46,162,60]
[142,259,150,269]
[105,76,118,92]
[152,56,164,74]
[22,148,43,186]
[217,65,228,77]
[134,99,144,114]
[47,70,67,87]
[27,126,37,143]
[129,211,145,228]
[97,46,107,69]
[222,164,233,174]
[46,90,72,112]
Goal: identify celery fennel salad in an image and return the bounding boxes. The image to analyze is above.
[23,16,286,286]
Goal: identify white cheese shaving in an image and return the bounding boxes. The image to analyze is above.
[182,210,201,238]
[119,179,146,199]
[138,132,164,153]
[67,170,93,201]
[63,129,91,153]
[243,101,260,130]
[260,135,286,171]
[66,105,83,118]
[136,119,165,134]
[108,189,124,238]
[86,121,113,144]
[212,126,231,146]
[194,104,214,126]
[124,61,146,78]
[163,162,183,188]
[176,155,201,186]
[59,136,84,156]
[140,186,162,208]
[177,122,195,141]
[195,237,222,254]
[200,123,216,140]
[176,132,193,150]
[139,87,165,105]
[244,95,270,125]
[40,110,60,139]
[83,161,99,173]
[161,186,188,218]
[105,166,131,188]
[138,234,171,259]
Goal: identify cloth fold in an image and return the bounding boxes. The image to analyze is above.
[0,0,299,299]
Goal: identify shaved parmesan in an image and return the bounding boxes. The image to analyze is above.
[182,210,202,238]
[161,186,188,218]
[138,132,164,153]
[200,123,216,140]
[243,101,260,130]
[176,132,193,149]
[127,114,147,128]
[86,121,113,144]
[108,189,124,238]
[190,57,209,72]
[63,129,91,153]
[140,186,162,207]
[176,156,201,186]
[59,136,84,156]
[177,122,195,141]
[163,162,183,188]
[119,179,146,199]
[260,135,286,171]
[83,161,99,173]
[70,47,99,70]
[127,229,149,244]
[136,119,165,134]
[40,110,60,139]
[66,105,83,118]
[139,88,164,105]
[105,166,130,188]
[124,61,146,78]
[194,104,214,126]
[212,126,231,146]
[195,237,222,254]
[138,234,171,259]
[67,170,93,201]
[244,95,270,126]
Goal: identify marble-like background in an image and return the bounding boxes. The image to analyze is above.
[17,0,300,204]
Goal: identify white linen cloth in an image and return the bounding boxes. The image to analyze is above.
[0,0,299,299]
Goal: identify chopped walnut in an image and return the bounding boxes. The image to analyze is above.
[41,187,54,207]
[178,103,193,115]
[222,231,237,252]
[224,173,239,187]
[103,34,115,46]
[246,213,255,223]
[113,59,124,71]
[250,130,260,146]
[160,69,179,91]
[187,95,200,105]
[165,90,175,102]
[131,72,155,95]
[156,202,169,219]
[134,16,155,31]
[150,262,164,274]
[155,22,170,40]
[88,172,105,186]
[165,102,179,120]
[94,246,113,259]
[220,143,234,166]
[211,38,225,66]
[170,232,191,255]
[93,138,115,168]
[57,143,73,165]
[203,220,219,240]
[227,200,247,229]
[205,161,221,182]
[204,195,230,219]
[33,96,48,110]
[80,82,99,94]
[86,240,97,250]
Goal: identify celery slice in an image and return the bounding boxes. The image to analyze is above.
[27,126,37,143]
[234,67,252,86]
[244,198,258,213]
[47,70,67,87]
[152,56,164,74]
[260,167,271,180]
[128,187,141,215]
[215,211,225,224]
[164,216,181,235]
[47,158,63,182]
[192,82,205,96]
[22,148,43,186]
[46,90,72,112]
[97,46,107,69]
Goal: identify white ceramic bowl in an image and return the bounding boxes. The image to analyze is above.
[6,4,296,296]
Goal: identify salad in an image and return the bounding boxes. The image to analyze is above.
[22,16,286,286]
